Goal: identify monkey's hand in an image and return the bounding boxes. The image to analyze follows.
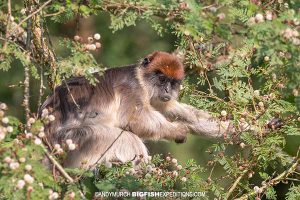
[175,136,187,144]
[172,122,189,143]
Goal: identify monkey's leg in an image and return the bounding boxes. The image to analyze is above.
[129,107,188,142]
[61,125,149,168]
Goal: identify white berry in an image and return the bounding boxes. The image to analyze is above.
[17,180,25,189]
[264,56,270,61]
[88,44,97,51]
[48,115,55,122]
[239,142,246,149]
[26,132,33,138]
[253,90,260,97]
[0,133,5,141]
[95,42,101,48]
[4,156,12,163]
[74,35,80,41]
[265,11,273,20]
[54,144,61,150]
[172,171,179,177]
[28,118,36,124]
[25,164,32,171]
[171,158,178,165]
[41,109,49,117]
[181,177,187,182]
[2,117,9,124]
[68,143,76,151]
[38,131,45,138]
[24,174,34,184]
[176,165,183,170]
[255,13,264,23]
[9,162,20,170]
[66,139,73,145]
[49,192,59,199]
[6,126,13,133]
[0,103,7,110]
[34,138,42,145]
[93,33,101,40]
[217,13,225,20]
[254,186,262,194]
[221,110,227,116]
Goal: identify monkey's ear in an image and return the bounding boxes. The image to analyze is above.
[141,57,151,67]
[141,51,159,67]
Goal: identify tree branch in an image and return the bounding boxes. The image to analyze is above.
[23,61,31,122]
[10,0,52,37]
[24,0,57,89]
[226,170,248,199]
[235,158,300,200]
[3,0,12,49]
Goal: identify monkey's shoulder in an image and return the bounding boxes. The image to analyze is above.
[41,64,140,111]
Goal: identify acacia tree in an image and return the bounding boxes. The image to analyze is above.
[0,0,299,199]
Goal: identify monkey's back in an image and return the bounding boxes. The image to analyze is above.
[41,64,141,144]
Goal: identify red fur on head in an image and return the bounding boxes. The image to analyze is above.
[144,51,185,80]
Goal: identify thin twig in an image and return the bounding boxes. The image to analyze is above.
[0,36,27,52]
[192,90,228,104]
[201,4,216,10]
[263,0,275,9]
[204,71,213,93]
[77,112,138,179]
[44,10,64,17]
[43,144,74,183]
[208,162,216,179]
[92,130,125,167]
[78,130,125,179]
[226,170,248,199]
[9,0,52,37]
[99,0,184,22]
[285,178,300,182]
[23,62,31,122]
[63,79,80,110]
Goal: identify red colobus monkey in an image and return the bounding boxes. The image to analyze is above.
[41,51,230,168]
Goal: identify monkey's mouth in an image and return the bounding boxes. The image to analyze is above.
[160,96,171,102]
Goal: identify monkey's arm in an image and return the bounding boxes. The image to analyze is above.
[129,106,188,142]
[161,101,233,138]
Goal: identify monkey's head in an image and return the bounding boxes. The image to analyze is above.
[139,51,184,103]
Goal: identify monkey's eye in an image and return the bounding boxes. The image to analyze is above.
[142,58,151,66]
[159,76,167,83]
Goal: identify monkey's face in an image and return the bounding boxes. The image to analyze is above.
[140,51,185,103]
[144,70,181,102]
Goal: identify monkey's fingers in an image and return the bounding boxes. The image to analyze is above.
[175,136,187,144]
